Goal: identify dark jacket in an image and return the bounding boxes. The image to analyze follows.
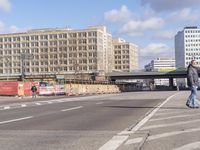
[187,64,199,87]
[31,86,37,92]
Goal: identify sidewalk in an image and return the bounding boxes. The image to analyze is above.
[119,91,200,150]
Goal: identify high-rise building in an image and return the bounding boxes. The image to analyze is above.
[0,26,113,76]
[113,38,138,72]
[175,26,200,69]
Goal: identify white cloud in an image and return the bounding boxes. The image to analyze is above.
[141,0,200,12]
[153,30,177,40]
[0,0,11,12]
[104,5,165,37]
[0,20,5,33]
[104,5,134,22]
[120,17,165,36]
[9,25,21,33]
[0,21,27,34]
[168,8,200,22]
[139,43,174,68]
[140,43,173,57]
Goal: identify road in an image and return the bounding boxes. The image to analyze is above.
[0,91,184,150]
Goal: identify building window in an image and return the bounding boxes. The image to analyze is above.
[40,35,48,40]
[49,34,57,39]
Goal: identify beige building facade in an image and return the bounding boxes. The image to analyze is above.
[0,26,113,76]
[0,26,139,79]
[113,38,138,72]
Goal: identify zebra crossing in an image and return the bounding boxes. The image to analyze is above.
[118,91,200,150]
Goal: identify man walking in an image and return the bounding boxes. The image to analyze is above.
[186,60,199,108]
[31,85,37,98]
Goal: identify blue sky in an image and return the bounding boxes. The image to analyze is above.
[1,0,200,68]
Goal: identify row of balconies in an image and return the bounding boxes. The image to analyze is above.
[0,32,98,43]
[0,42,99,49]
[0,37,100,44]
[2,65,98,74]
[0,45,99,51]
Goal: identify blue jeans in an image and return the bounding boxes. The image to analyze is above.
[187,86,199,107]
[32,92,37,98]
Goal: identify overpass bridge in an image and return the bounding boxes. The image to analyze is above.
[107,70,191,87]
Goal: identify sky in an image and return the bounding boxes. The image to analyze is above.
[1,0,200,68]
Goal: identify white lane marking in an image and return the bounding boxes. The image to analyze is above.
[119,92,179,135]
[154,111,185,116]
[155,109,196,116]
[126,127,200,145]
[158,108,172,112]
[96,102,103,105]
[173,142,200,150]
[150,113,200,122]
[142,119,200,130]
[125,137,143,145]
[47,101,53,104]
[0,116,33,125]
[21,104,27,107]
[57,100,65,102]
[148,127,200,141]
[98,135,129,150]
[35,103,41,105]
[61,106,83,112]
[4,106,10,110]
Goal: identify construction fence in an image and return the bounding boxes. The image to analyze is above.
[0,81,120,97]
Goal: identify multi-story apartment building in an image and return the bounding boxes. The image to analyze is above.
[175,26,200,68]
[144,58,176,86]
[0,26,113,76]
[113,38,138,72]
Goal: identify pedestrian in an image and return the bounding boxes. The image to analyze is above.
[186,60,199,108]
[31,85,37,98]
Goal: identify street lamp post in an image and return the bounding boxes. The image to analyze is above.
[21,53,33,81]
[0,56,10,80]
[5,58,10,80]
[73,60,79,83]
[21,54,25,81]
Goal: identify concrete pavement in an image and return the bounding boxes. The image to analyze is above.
[0,91,175,150]
[118,91,200,150]
[1,91,199,150]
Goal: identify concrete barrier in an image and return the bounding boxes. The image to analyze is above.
[65,83,73,96]
[64,83,120,96]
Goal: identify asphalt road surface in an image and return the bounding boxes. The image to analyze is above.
[0,91,178,150]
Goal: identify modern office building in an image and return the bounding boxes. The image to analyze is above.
[144,58,176,86]
[0,26,113,77]
[145,58,175,72]
[175,26,200,68]
[113,38,138,72]
[175,26,200,86]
